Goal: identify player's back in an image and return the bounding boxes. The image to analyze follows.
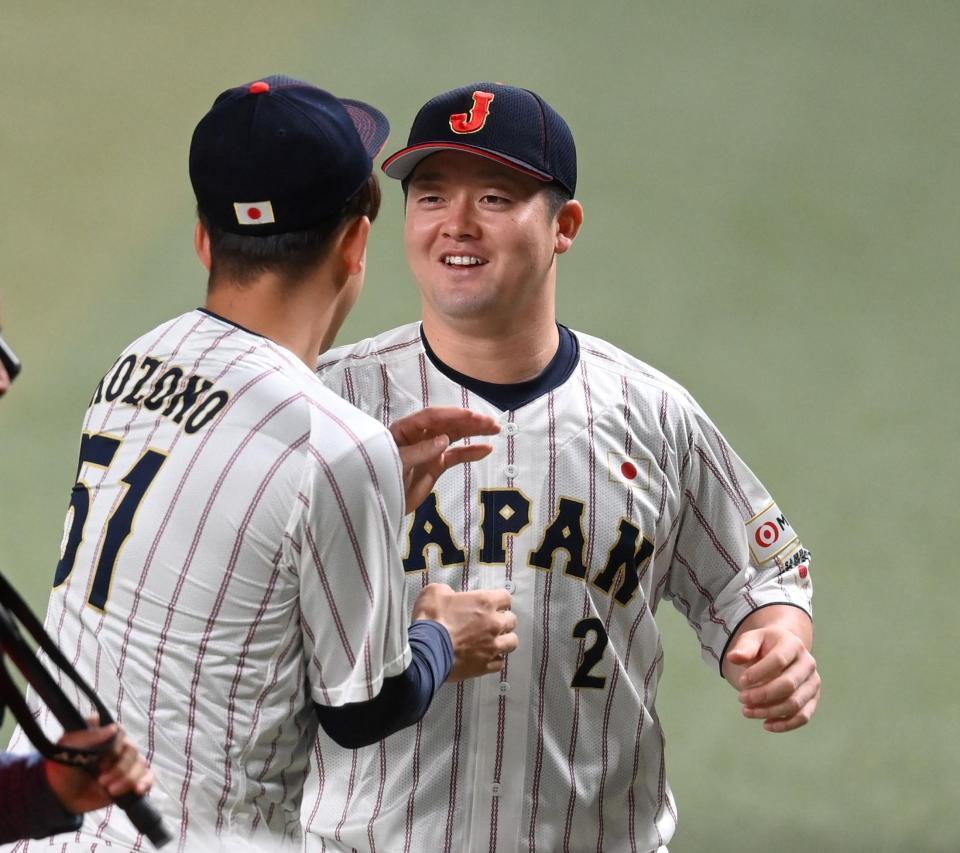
[13,309,398,850]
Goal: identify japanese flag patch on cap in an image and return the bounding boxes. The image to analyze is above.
[746,502,799,564]
[233,201,276,226]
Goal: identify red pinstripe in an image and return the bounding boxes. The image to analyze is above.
[212,522,301,831]
[316,336,420,371]
[562,362,597,852]
[486,410,518,852]
[403,356,431,853]
[366,741,387,852]
[715,428,754,517]
[594,375,639,850]
[249,623,305,826]
[441,384,474,852]
[334,750,360,841]
[694,444,752,518]
[309,445,376,603]
[303,737,326,830]
[528,390,557,852]
[683,489,743,576]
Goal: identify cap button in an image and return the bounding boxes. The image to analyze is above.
[249,81,270,94]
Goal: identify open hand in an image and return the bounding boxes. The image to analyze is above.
[390,407,499,512]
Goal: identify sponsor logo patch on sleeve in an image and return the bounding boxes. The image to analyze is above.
[746,502,799,564]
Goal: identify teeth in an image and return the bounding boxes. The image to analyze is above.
[444,256,485,266]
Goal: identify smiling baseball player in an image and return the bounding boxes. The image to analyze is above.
[304,82,819,853]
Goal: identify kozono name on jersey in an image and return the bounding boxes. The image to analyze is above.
[90,352,229,434]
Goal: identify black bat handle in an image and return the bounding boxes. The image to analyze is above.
[114,791,173,848]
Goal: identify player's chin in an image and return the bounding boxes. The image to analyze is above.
[431,292,499,320]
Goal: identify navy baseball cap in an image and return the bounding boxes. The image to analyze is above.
[382,82,577,196]
[189,75,389,235]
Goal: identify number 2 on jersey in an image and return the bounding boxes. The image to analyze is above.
[571,617,608,689]
[53,433,166,610]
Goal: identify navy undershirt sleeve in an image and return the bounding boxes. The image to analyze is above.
[314,620,453,749]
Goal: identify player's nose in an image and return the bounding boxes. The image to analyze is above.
[441,195,479,241]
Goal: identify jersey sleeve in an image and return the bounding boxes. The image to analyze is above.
[289,414,412,707]
[663,399,814,672]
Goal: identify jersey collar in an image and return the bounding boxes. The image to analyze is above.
[419,324,580,412]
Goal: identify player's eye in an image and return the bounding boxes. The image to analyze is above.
[480,194,510,205]
[416,194,443,205]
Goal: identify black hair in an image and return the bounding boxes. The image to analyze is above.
[200,175,381,288]
[542,182,573,218]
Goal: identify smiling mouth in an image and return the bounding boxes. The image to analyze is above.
[442,255,488,267]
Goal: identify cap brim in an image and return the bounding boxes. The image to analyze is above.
[382,142,553,183]
[342,100,390,160]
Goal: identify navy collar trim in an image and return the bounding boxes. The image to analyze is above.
[420,324,580,412]
[197,307,267,340]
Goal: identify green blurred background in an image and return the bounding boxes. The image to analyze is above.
[1,2,957,850]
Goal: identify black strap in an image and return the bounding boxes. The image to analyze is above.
[0,571,173,847]
[0,572,110,764]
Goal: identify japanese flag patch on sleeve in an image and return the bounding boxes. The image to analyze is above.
[746,502,799,564]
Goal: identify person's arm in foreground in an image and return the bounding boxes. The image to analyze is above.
[722,605,820,733]
[316,583,517,748]
[0,723,154,843]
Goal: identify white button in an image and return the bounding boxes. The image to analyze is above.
[504,464,518,478]
[491,783,501,797]
[504,580,516,594]
[504,422,519,435]
[498,681,510,695]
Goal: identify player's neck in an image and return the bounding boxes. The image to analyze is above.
[421,315,561,384]
[204,270,341,367]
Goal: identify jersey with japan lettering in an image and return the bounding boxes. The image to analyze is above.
[3,309,411,853]
[305,322,813,853]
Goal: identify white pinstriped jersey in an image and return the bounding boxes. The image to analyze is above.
[3,310,411,853]
[304,322,813,853]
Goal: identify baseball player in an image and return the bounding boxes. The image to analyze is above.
[2,76,517,852]
[304,83,820,852]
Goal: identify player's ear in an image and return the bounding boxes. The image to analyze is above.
[194,221,212,271]
[554,200,584,255]
[336,215,372,279]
